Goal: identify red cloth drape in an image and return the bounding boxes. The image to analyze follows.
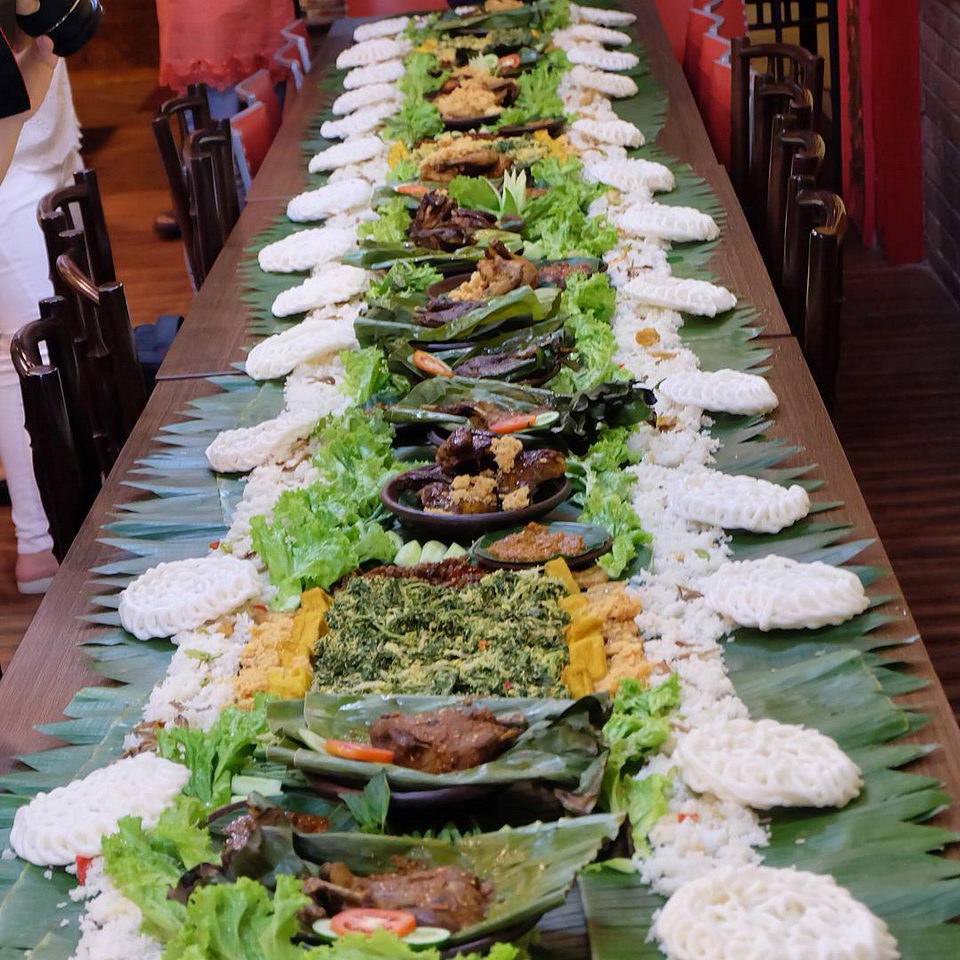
[156,0,292,92]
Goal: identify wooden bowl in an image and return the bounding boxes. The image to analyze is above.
[381,473,572,538]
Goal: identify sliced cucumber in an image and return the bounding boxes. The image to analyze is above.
[420,540,447,564]
[443,542,467,559]
[312,919,337,941]
[310,919,450,948]
[403,927,451,946]
[533,410,560,427]
[231,775,283,797]
[394,540,423,567]
[297,726,329,754]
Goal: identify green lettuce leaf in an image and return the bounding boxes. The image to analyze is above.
[156,700,270,809]
[601,676,680,852]
[165,874,308,960]
[102,796,218,943]
[358,197,413,245]
[365,260,442,306]
[578,468,651,578]
[381,52,448,146]
[341,347,409,405]
[494,48,568,128]
[307,929,525,959]
[251,410,403,607]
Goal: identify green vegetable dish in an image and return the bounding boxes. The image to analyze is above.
[312,570,570,697]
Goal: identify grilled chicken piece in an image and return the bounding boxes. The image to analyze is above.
[324,860,494,932]
[409,191,497,251]
[497,448,567,495]
[370,706,526,773]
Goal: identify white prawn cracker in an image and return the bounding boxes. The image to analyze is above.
[271,264,368,317]
[336,37,410,70]
[569,65,638,99]
[625,275,735,316]
[584,156,674,194]
[320,101,398,140]
[308,136,386,173]
[566,43,639,72]
[257,226,356,273]
[570,117,644,148]
[343,59,405,90]
[618,201,720,242]
[658,368,778,414]
[654,865,899,960]
[287,178,373,222]
[353,16,409,42]
[676,717,862,809]
[205,409,320,473]
[119,555,262,639]
[10,755,189,866]
[571,3,636,27]
[702,555,870,630]
[564,24,632,46]
[245,317,358,381]
[669,471,810,533]
[332,84,401,116]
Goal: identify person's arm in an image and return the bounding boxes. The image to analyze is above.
[0,1,57,183]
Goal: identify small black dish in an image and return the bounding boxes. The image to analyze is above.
[381,472,572,538]
[472,521,613,571]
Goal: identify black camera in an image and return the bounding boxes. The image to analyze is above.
[0,0,102,118]
[4,0,103,57]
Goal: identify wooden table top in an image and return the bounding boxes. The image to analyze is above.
[2,0,955,825]
[157,1,789,381]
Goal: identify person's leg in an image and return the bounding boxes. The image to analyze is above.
[0,161,62,590]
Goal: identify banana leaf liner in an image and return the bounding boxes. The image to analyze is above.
[266,694,609,806]
[296,813,623,948]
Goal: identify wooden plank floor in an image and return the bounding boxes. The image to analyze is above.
[1,64,958,723]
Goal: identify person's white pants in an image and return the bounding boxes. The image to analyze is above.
[0,153,80,556]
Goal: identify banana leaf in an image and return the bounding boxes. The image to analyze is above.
[266,693,609,793]
[357,286,560,347]
[342,232,523,273]
[295,813,623,946]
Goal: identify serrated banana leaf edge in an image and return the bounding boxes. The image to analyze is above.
[0,10,954,960]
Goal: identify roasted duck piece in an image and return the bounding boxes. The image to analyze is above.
[436,426,496,474]
[370,705,526,773]
[409,191,497,252]
[322,860,494,931]
[497,447,567,496]
[449,240,539,301]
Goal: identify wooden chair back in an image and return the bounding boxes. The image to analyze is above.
[765,126,825,290]
[730,35,824,201]
[152,84,212,289]
[54,230,147,472]
[10,298,101,559]
[182,121,241,282]
[36,168,116,286]
[747,77,813,234]
[799,189,847,410]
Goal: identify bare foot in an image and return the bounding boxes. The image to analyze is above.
[16,550,59,593]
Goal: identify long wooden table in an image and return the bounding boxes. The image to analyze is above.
[2,0,957,849]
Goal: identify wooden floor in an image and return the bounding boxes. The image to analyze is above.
[1,65,958,718]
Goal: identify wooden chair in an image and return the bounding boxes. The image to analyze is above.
[747,77,813,236]
[766,127,825,290]
[10,298,101,559]
[797,190,847,411]
[730,35,824,202]
[152,84,212,288]
[182,121,241,282]
[50,227,146,471]
[36,168,116,286]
